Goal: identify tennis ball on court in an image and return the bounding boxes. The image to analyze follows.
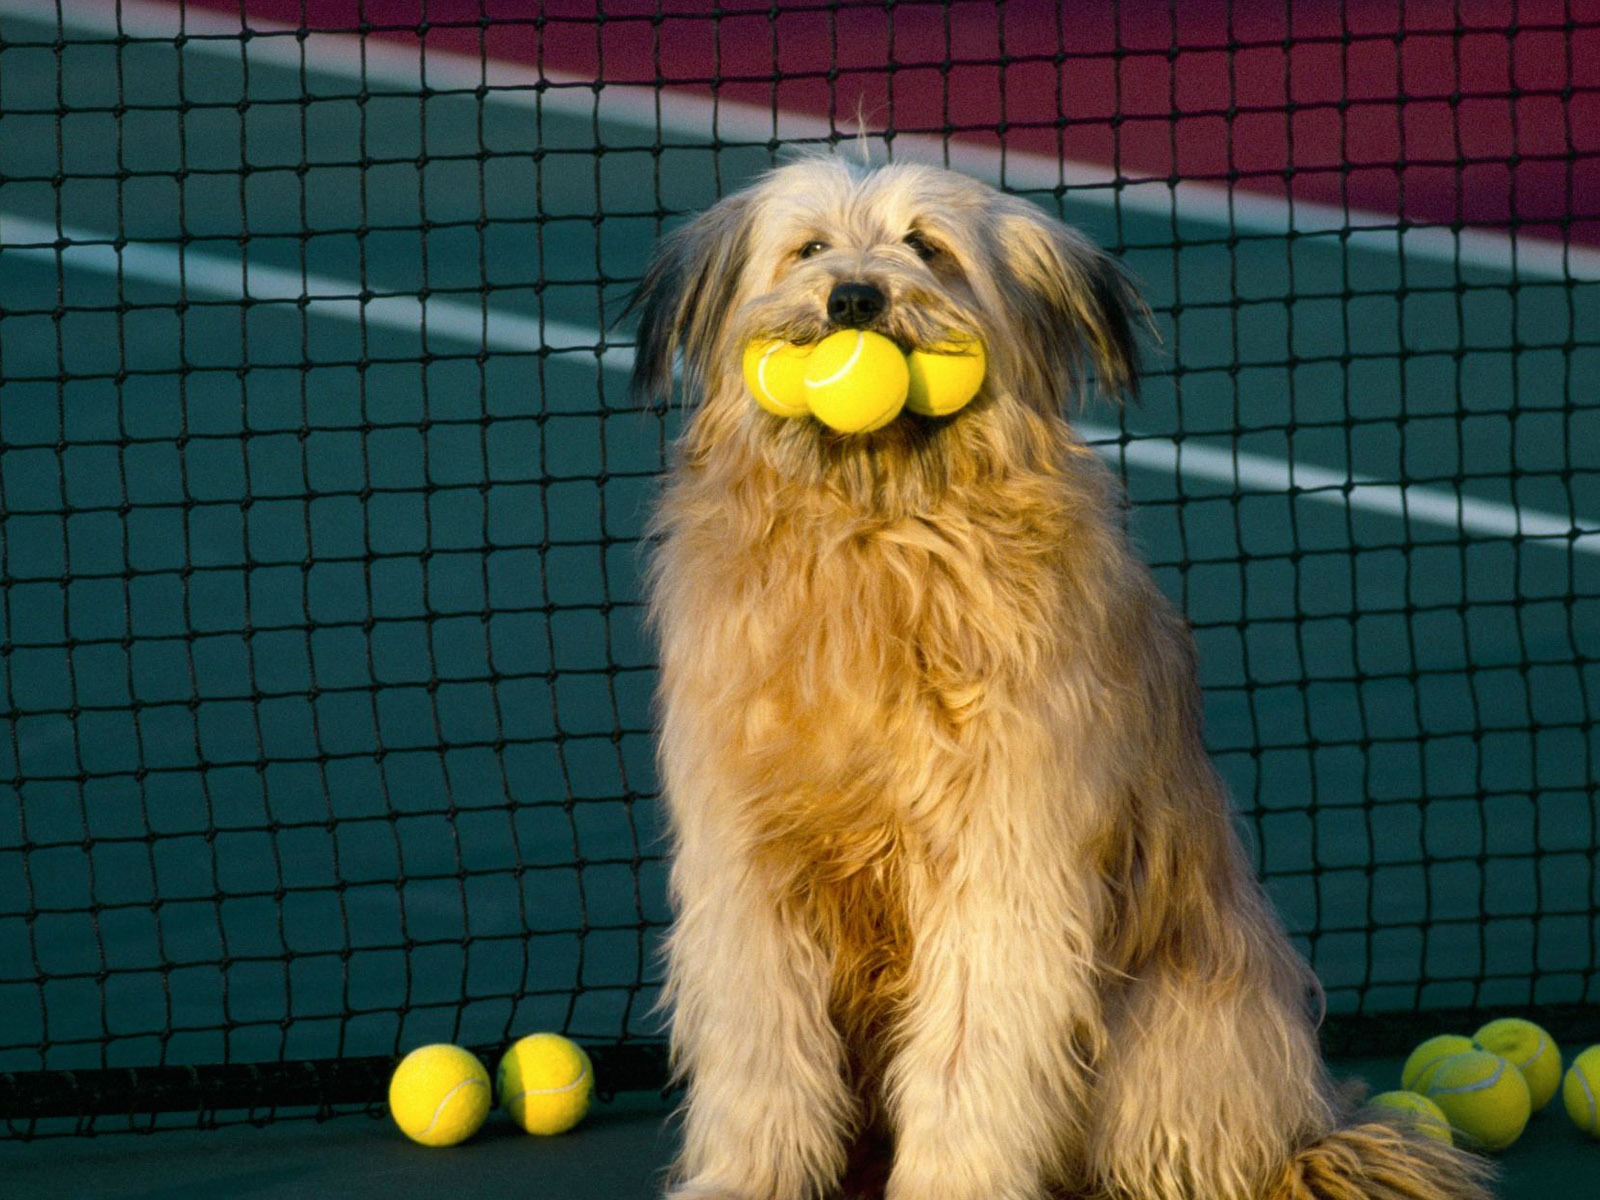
[1563,1044,1600,1137]
[1401,1033,1476,1092]
[498,1032,594,1135]
[1421,1049,1531,1151]
[801,329,909,433]
[904,337,987,417]
[1367,1090,1454,1145]
[1473,1017,1562,1110]
[388,1043,492,1147]
[741,339,813,418]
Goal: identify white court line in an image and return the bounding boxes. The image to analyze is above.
[1,1,1593,553]
[5,214,1594,556]
[0,213,631,370]
[13,0,1599,282]
[1103,435,1599,554]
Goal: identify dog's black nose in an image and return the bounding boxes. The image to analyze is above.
[826,281,886,328]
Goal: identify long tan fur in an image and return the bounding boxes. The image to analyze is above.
[634,157,1495,1200]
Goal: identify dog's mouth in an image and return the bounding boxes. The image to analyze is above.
[750,320,974,358]
[738,279,981,358]
[738,310,990,438]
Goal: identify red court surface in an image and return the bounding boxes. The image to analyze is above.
[184,0,1600,244]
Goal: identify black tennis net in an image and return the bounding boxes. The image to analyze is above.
[0,0,1595,1135]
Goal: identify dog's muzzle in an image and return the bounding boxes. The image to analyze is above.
[827,281,887,328]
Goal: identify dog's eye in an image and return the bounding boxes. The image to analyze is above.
[798,240,828,260]
[903,231,938,261]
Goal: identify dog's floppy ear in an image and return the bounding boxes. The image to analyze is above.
[625,193,754,407]
[991,197,1147,404]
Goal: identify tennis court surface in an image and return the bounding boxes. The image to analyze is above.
[0,1,1596,1196]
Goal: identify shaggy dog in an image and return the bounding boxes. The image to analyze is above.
[630,157,1493,1200]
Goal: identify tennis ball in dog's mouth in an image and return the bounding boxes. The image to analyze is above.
[741,338,814,418]
[801,329,910,433]
[905,338,987,417]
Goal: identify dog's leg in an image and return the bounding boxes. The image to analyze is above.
[664,839,855,1200]
[1086,879,1494,1200]
[1089,958,1496,1200]
[1089,942,1332,1199]
[880,779,1103,1200]
[881,891,1099,1200]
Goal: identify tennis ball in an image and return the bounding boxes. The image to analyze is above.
[1401,1034,1476,1092]
[904,338,987,417]
[1421,1049,1532,1151]
[741,339,813,418]
[388,1043,492,1147]
[1564,1044,1600,1137]
[498,1032,594,1135]
[1367,1090,1454,1145]
[801,329,909,434]
[1473,1017,1562,1110]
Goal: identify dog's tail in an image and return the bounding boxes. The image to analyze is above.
[1262,1121,1495,1200]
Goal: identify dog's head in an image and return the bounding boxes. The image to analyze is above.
[628,158,1144,469]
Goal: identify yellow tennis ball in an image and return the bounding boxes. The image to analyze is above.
[904,338,987,417]
[1564,1044,1600,1137]
[388,1043,492,1147]
[498,1032,594,1135]
[1473,1017,1563,1111]
[801,329,909,433]
[1367,1090,1454,1145]
[1401,1034,1476,1092]
[1422,1049,1532,1151]
[741,339,813,418]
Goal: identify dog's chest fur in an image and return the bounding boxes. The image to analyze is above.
[654,445,1108,1070]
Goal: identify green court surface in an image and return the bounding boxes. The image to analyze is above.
[1,3,1598,1196]
[0,1057,1592,1199]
